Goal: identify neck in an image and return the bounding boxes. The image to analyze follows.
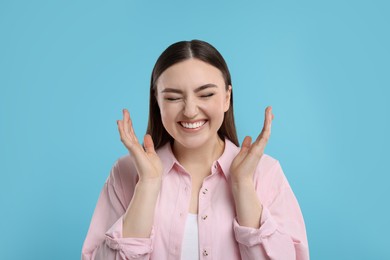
[172,136,225,169]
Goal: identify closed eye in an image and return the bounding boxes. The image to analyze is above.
[200,93,215,98]
[165,97,181,101]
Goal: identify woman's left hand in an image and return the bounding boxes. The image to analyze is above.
[230,106,274,184]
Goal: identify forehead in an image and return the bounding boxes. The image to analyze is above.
[156,59,225,90]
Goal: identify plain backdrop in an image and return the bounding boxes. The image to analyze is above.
[1,1,389,259]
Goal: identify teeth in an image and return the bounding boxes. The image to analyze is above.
[180,121,206,129]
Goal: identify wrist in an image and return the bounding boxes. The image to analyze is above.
[231,179,262,228]
[136,178,162,194]
[231,179,256,201]
[231,177,254,190]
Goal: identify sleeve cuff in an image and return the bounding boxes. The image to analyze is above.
[233,207,278,247]
[104,216,154,258]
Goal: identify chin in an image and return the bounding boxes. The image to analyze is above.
[173,133,220,150]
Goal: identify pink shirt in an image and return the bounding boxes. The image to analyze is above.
[82,139,309,259]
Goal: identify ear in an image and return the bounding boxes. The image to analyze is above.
[224,85,232,112]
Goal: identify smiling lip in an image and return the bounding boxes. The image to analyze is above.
[179,120,207,129]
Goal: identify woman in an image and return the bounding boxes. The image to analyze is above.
[82,40,309,259]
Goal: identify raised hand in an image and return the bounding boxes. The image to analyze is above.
[117,109,163,182]
[230,106,274,184]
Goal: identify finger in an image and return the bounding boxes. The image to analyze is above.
[117,120,126,142]
[251,106,274,158]
[128,115,138,143]
[242,138,265,171]
[143,134,157,155]
[123,109,130,139]
[265,106,274,138]
[123,109,139,143]
[263,106,273,133]
[238,136,252,155]
[242,136,252,151]
[255,106,273,144]
[117,119,132,146]
[117,114,140,154]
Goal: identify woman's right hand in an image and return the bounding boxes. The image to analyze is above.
[117,109,163,182]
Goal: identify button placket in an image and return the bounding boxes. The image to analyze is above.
[199,176,217,259]
[169,173,190,257]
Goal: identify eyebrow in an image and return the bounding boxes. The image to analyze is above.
[161,84,218,94]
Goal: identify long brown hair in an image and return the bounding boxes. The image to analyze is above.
[146,40,239,149]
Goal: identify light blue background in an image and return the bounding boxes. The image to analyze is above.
[1,0,389,259]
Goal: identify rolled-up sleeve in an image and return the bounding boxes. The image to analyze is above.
[104,216,154,259]
[233,160,309,260]
[81,160,154,260]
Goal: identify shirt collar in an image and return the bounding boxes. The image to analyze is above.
[216,138,240,179]
[156,138,240,178]
[157,142,178,177]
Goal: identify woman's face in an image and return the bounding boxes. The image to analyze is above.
[156,58,231,150]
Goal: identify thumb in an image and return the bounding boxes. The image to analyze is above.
[143,134,157,154]
[238,136,252,155]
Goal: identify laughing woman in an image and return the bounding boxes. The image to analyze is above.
[82,40,309,260]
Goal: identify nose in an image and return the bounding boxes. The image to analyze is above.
[183,99,198,119]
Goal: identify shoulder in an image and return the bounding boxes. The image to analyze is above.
[236,150,282,190]
[115,154,137,175]
[256,153,285,184]
[109,154,139,185]
[258,153,281,175]
[254,154,291,205]
[104,154,138,206]
[107,142,174,188]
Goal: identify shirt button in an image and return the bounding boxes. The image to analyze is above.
[202,215,208,220]
[202,188,208,194]
[203,249,208,256]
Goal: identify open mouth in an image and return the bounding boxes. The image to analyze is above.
[179,120,207,129]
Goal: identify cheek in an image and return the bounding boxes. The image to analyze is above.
[204,100,226,119]
[159,103,177,124]
[157,97,168,117]
[159,108,172,133]
[159,105,168,121]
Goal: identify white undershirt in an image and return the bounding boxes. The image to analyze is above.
[181,213,199,260]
